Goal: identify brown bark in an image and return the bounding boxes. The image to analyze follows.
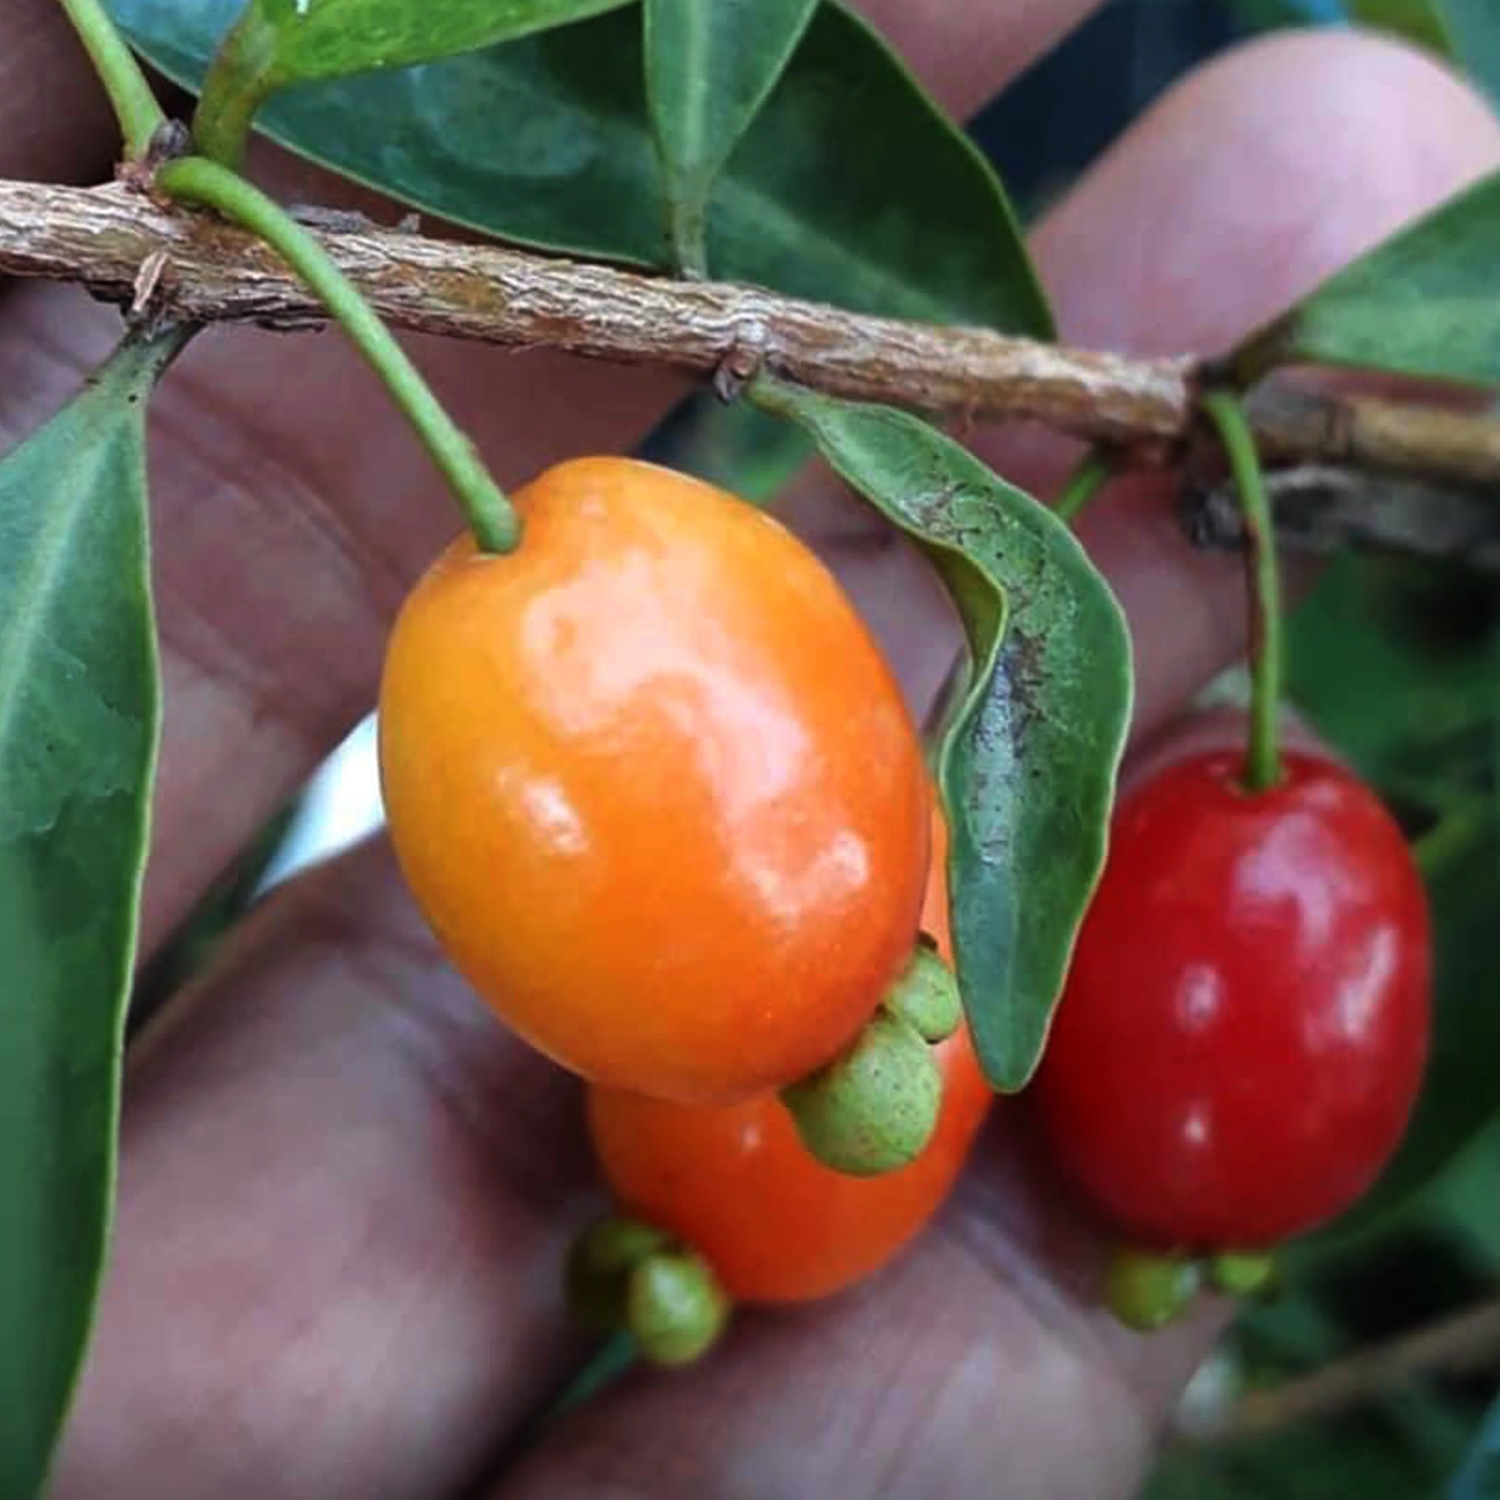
[5,176,1500,542]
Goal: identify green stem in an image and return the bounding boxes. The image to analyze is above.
[1202,388,1283,793]
[156,157,518,554]
[1215,317,1295,391]
[546,1331,638,1424]
[1051,448,1112,526]
[107,321,197,384]
[57,0,166,158]
[191,7,279,169]
[667,189,710,280]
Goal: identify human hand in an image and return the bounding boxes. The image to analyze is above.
[7,1,1495,1495]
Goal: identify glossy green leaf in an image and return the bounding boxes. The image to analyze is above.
[225,0,632,86]
[0,332,173,1495]
[754,383,1131,1091]
[1287,556,1499,808]
[645,0,819,272]
[1235,170,1500,387]
[108,0,1052,332]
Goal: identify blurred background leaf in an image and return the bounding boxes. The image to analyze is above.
[1437,2,1500,101]
[1284,556,1500,1238]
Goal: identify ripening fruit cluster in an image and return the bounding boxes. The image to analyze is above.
[379,457,982,1358]
[378,456,1431,1360]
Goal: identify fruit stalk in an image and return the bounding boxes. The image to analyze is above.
[56,0,166,158]
[156,157,519,556]
[1201,390,1284,792]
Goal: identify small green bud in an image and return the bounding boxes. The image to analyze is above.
[780,1010,941,1177]
[883,940,962,1043]
[1106,1246,1202,1333]
[565,1215,670,1331]
[626,1251,730,1367]
[1207,1250,1278,1299]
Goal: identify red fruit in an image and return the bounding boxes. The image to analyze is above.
[1034,749,1430,1250]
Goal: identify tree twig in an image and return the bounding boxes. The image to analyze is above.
[5,176,1500,500]
[1187,1297,1500,1443]
[1185,464,1500,571]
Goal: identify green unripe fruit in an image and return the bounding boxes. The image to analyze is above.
[627,1252,730,1367]
[1106,1246,1202,1333]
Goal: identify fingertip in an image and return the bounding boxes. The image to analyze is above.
[1037,25,1500,355]
[853,0,1103,117]
[993,29,1500,753]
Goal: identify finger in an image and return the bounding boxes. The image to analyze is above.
[488,717,1272,1500]
[0,268,688,952]
[485,715,1335,1500]
[483,709,1366,1500]
[52,725,1265,1500]
[39,7,1113,1493]
[0,0,115,184]
[856,0,1102,115]
[1032,28,1500,734]
[488,31,1500,1500]
[52,838,602,1500]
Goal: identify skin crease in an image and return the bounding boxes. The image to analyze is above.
[1035,749,1432,1251]
[379,457,930,1104]
[2,2,1492,1497]
[587,809,992,1304]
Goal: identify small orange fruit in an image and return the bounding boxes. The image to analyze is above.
[379,457,929,1104]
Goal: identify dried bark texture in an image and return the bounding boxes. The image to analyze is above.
[5,177,1500,505]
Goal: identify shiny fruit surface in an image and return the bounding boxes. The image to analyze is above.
[380,457,929,1104]
[588,814,992,1302]
[1035,749,1430,1250]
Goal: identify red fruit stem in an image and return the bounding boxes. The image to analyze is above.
[1202,389,1284,793]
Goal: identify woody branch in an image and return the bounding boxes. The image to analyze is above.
[2,176,1498,564]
